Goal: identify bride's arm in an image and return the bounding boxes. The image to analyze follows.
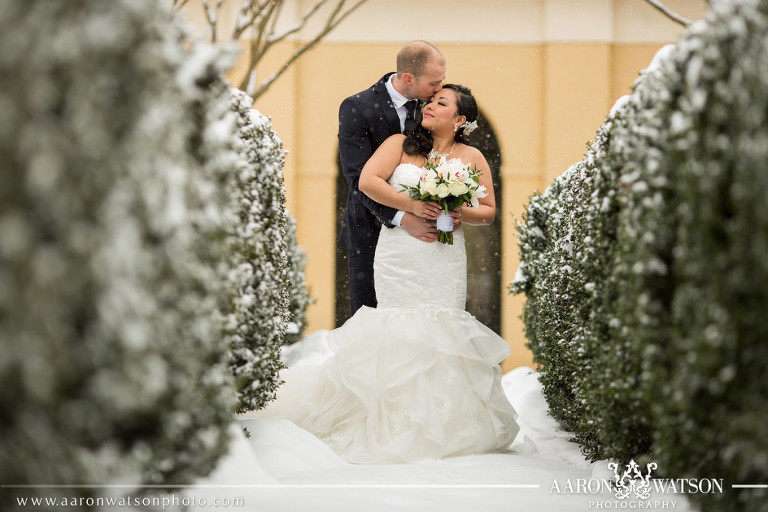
[360,135,441,219]
[451,147,496,226]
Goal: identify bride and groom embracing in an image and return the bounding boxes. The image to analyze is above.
[259,41,520,464]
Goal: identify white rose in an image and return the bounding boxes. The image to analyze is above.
[449,181,468,196]
[422,177,439,196]
[436,183,450,198]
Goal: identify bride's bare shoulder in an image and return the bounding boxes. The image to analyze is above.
[455,144,485,164]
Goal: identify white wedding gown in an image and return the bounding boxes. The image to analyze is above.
[259,162,519,464]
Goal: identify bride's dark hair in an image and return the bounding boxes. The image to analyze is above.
[403,84,479,158]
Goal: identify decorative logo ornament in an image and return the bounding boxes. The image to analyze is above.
[608,459,658,500]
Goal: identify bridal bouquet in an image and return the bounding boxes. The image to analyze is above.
[401,157,487,245]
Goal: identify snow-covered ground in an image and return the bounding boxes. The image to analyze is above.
[190,331,696,512]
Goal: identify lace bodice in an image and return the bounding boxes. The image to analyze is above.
[386,162,423,190]
[373,163,466,310]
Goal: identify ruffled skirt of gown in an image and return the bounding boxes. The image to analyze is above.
[257,163,519,464]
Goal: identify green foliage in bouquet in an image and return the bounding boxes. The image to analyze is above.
[0,0,239,493]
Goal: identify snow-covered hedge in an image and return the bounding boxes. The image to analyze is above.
[512,160,599,450]
[0,0,238,491]
[284,211,313,345]
[618,1,768,510]
[514,1,768,508]
[226,89,290,413]
[572,58,671,464]
[512,100,652,463]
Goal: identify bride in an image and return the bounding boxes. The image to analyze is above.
[258,84,519,464]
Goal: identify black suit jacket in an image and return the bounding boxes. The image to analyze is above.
[337,73,402,254]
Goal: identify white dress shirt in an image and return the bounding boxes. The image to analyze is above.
[385,73,414,133]
[384,74,412,227]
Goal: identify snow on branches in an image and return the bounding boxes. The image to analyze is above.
[226,88,290,413]
[283,210,313,345]
[176,0,370,100]
[0,0,313,497]
[513,2,768,509]
[0,0,238,489]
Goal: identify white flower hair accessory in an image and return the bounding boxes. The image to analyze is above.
[461,120,478,135]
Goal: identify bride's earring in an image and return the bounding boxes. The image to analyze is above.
[453,125,459,133]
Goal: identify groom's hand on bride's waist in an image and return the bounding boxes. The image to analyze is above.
[401,212,438,243]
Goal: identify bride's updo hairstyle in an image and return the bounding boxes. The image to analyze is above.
[403,83,479,158]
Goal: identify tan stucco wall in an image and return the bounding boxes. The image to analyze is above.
[197,0,708,371]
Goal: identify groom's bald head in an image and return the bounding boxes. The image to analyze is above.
[396,40,445,78]
[395,41,446,101]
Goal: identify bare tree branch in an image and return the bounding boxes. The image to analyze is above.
[201,0,227,42]
[232,0,270,40]
[267,0,328,47]
[268,0,286,36]
[237,0,282,90]
[249,0,367,99]
[178,0,370,102]
[643,0,693,27]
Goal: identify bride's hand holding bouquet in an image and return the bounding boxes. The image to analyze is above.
[408,197,443,222]
[401,155,487,245]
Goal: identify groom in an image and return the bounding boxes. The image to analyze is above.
[338,40,447,315]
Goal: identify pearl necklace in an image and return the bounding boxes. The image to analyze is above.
[428,141,456,160]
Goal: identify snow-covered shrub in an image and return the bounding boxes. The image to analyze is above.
[226,89,289,413]
[511,161,598,450]
[570,107,654,464]
[615,1,768,509]
[571,58,676,464]
[513,102,652,462]
[0,0,236,491]
[283,211,313,345]
[515,1,768,507]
